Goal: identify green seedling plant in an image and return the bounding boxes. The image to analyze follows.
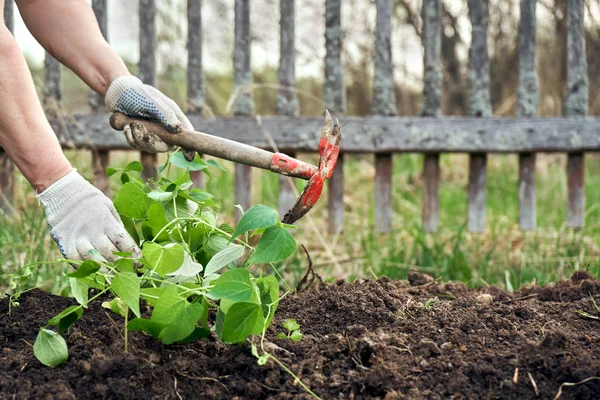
[276,319,303,343]
[574,294,600,320]
[31,152,311,391]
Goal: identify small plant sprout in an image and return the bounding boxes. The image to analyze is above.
[277,319,303,343]
[574,295,600,320]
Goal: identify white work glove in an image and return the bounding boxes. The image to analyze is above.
[105,75,196,161]
[37,170,142,262]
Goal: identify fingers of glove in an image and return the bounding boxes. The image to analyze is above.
[124,122,174,153]
[163,97,197,161]
[141,85,183,133]
[92,236,121,262]
[106,221,142,259]
[76,239,97,261]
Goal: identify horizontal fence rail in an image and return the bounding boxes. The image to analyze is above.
[0,0,597,235]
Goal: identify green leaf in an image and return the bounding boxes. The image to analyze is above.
[121,216,141,245]
[169,152,207,171]
[106,167,118,176]
[207,269,255,302]
[102,298,128,318]
[250,226,296,264]
[206,159,226,171]
[218,223,235,235]
[127,318,164,337]
[125,161,143,172]
[159,302,204,344]
[114,258,135,273]
[111,272,141,318]
[34,329,68,368]
[185,189,215,206]
[289,330,303,343]
[66,260,101,278]
[143,204,170,242]
[204,244,244,276]
[142,242,185,276]
[220,302,265,343]
[140,287,163,307]
[232,205,279,239]
[282,319,300,332]
[48,305,83,334]
[114,182,149,219]
[147,189,177,202]
[150,286,186,325]
[256,276,279,325]
[69,278,89,306]
[276,332,287,340]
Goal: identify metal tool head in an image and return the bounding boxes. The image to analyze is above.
[282,110,342,224]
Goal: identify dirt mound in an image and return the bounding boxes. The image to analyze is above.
[2,271,600,399]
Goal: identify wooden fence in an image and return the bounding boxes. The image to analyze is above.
[1,0,598,234]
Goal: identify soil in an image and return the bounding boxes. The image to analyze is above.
[2,271,600,399]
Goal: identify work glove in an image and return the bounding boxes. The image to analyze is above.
[105,75,196,161]
[37,169,142,262]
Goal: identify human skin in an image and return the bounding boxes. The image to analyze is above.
[0,0,130,192]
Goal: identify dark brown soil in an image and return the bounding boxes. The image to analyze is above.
[2,271,600,399]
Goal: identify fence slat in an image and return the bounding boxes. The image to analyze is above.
[467,0,491,233]
[565,0,588,228]
[372,0,396,233]
[0,0,15,216]
[325,0,345,234]
[187,0,204,188]
[517,0,538,230]
[233,0,254,221]
[90,0,111,195]
[139,0,158,182]
[44,56,62,104]
[278,0,299,217]
[421,0,442,233]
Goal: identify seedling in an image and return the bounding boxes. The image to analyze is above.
[574,295,600,320]
[277,319,303,343]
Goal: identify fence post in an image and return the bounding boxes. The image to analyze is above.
[277,0,300,218]
[139,0,158,182]
[325,0,345,234]
[233,0,254,221]
[421,0,442,233]
[467,0,491,233]
[90,0,111,195]
[372,0,396,233]
[187,0,204,188]
[517,0,538,230]
[0,0,15,217]
[564,0,588,229]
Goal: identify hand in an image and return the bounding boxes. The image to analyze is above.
[104,75,196,161]
[37,170,142,262]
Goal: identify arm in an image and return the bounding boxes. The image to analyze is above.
[16,0,129,96]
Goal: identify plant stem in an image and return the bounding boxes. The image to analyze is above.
[124,307,129,353]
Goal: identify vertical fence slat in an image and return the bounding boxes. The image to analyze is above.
[187,0,204,188]
[421,0,442,233]
[0,0,15,216]
[517,0,538,230]
[44,57,62,105]
[372,0,396,233]
[565,0,588,229]
[467,0,491,233]
[325,0,345,234]
[139,0,158,182]
[90,0,111,195]
[233,0,254,221]
[278,0,300,218]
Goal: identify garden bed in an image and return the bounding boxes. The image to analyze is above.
[2,271,600,399]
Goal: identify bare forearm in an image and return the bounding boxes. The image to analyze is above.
[0,26,72,192]
[16,0,130,96]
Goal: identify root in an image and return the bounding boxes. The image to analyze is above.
[296,245,323,293]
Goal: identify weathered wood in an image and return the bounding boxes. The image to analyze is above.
[278,0,299,117]
[422,153,439,233]
[375,154,393,233]
[233,0,254,216]
[518,153,536,230]
[372,0,396,233]
[421,0,442,233]
[3,0,13,33]
[187,0,204,113]
[139,0,158,181]
[328,156,344,234]
[325,0,345,234]
[44,55,62,103]
[90,0,108,112]
[517,0,538,230]
[235,162,252,223]
[92,150,111,196]
[565,0,588,229]
[467,0,491,233]
[50,114,600,153]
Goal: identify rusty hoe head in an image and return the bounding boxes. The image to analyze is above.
[282,110,343,224]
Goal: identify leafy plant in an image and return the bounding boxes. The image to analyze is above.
[277,319,303,343]
[32,153,297,367]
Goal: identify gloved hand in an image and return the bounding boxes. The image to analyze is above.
[104,75,196,161]
[37,169,142,262]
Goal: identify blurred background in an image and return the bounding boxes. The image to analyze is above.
[2,0,600,296]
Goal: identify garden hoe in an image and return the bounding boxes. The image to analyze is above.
[110,110,342,224]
